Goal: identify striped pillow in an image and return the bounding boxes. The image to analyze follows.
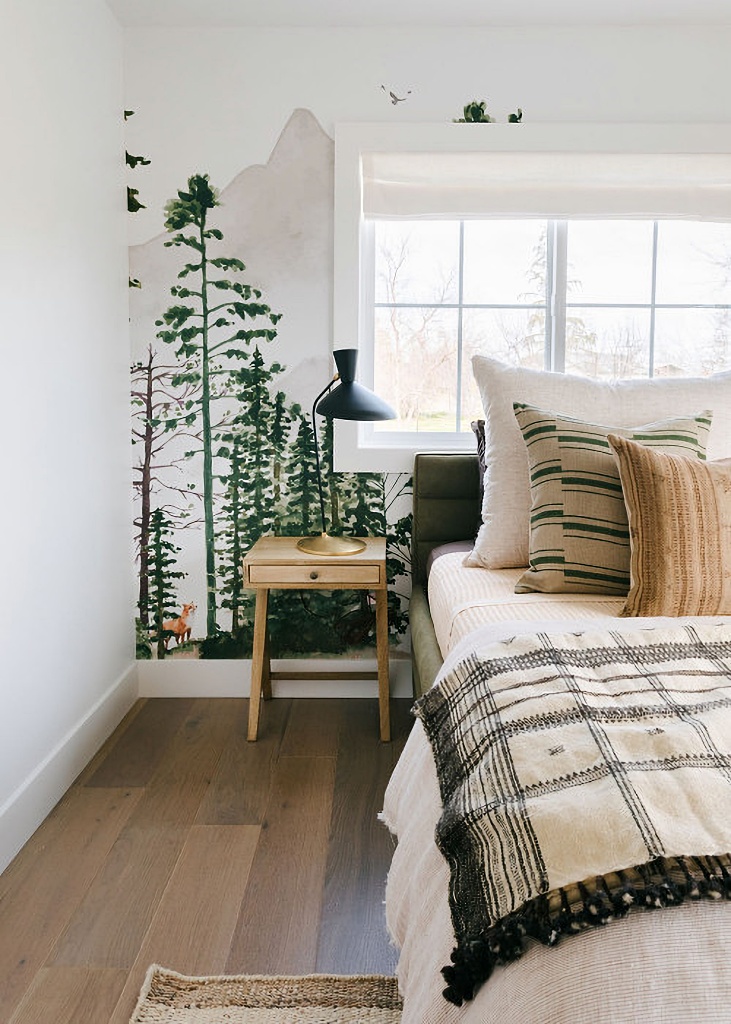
[513,404,712,595]
[609,436,731,617]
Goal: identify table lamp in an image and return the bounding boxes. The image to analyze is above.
[297,348,395,555]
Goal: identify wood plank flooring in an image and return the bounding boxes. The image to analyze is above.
[0,695,413,1024]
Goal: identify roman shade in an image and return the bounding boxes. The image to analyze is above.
[362,151,731,220]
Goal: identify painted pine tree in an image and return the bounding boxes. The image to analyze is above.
[147,507,186,659]
[156,174,281,636]
[215,432,249,641]
[217,346,290,635]
[283,414,319,536]
[270,390,291,534]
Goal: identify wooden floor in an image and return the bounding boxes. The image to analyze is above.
[0,695,414,1024]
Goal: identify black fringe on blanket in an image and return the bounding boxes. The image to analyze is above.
[441,854,731,1006]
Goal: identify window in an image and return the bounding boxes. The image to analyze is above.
[333,122,731,471]
[372,218,731,435]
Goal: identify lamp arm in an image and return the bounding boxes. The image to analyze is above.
[311,374,339,535]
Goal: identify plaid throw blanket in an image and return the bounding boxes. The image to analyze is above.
[414,622,731,1006]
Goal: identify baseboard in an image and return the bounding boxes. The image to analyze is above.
[0,663,138,874]
[137,655,413,699]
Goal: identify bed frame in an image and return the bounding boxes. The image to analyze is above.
[410,452,480,697]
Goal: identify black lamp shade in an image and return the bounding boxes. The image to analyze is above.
[315,349,396,421]
[316,380,395,420]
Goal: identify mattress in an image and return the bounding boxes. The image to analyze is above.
[428,551,625,657]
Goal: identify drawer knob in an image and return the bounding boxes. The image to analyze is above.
[309,570,319,580]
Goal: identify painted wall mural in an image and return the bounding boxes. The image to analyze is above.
[129,109,411,661]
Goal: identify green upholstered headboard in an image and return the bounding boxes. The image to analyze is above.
[411,453,480,587]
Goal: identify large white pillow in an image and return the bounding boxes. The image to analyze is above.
[466,355,731,569]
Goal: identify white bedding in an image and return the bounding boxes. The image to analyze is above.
[383,611,731,1024]
[428,552,625,657]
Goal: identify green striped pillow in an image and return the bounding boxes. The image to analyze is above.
[513,404,712,595]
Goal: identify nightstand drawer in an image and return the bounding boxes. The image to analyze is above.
[248,563,382,586]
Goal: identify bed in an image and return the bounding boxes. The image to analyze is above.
[382,358,731,1024]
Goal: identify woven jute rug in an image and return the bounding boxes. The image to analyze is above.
[130,965,403,1023]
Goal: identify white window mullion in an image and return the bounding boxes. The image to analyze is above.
[648,221,659,377]
[360,219,377,388]
[550,220,569,372]
[544,221,555,370]
[456,221,465,432]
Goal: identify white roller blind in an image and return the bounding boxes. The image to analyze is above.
[362,151,731,220]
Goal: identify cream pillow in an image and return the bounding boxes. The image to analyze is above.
[466,356,731,569]
[608,435,731,617]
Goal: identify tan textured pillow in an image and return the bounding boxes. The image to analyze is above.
[608,435,731,617]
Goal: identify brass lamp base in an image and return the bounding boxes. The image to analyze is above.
[296,532,366,556]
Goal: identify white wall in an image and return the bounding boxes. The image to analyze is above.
[0,0,136,871]
[124,24,731,246]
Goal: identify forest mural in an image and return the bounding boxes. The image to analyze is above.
[129,110,411,661]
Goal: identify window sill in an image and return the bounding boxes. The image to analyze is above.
[334,420,473,473]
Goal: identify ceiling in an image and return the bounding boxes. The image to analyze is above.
[108,0,731,28]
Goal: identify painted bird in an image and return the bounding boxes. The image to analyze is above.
[381,84,412,105]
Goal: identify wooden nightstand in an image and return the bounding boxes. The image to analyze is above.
[242,535,390,742]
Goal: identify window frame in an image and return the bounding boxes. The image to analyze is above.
[333,121,731,473]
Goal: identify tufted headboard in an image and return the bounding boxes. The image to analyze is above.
[411,452,480,587]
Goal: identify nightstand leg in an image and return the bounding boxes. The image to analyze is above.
[375,589,390,742]
[248,588,270,741]
[261,617,272,701]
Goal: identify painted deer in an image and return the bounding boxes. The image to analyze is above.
[163,602,197,649]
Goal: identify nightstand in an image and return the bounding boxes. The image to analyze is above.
[242,535,390,742]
